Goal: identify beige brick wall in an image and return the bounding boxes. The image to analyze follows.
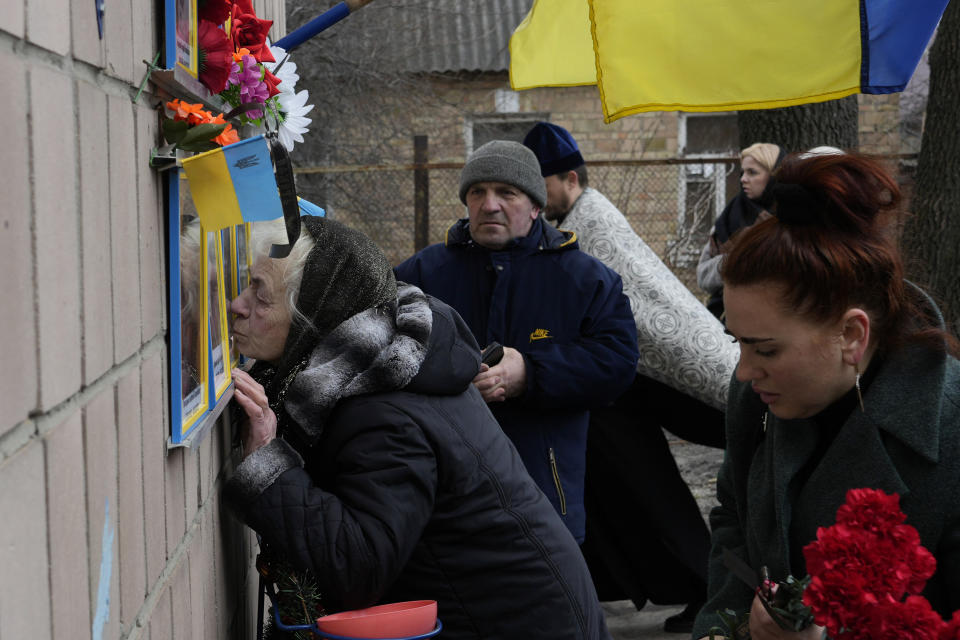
[303,72,905,275]
[1,1,284,637]
[858,93,903,155]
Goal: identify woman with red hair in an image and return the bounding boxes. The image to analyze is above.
[691,153,960,639]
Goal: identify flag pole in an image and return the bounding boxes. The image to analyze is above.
[274,0,376,52]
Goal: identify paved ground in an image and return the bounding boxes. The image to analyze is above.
[604,601,690,640]
[601,434,725,640]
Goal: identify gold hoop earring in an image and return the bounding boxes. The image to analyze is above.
[855,364,865,413]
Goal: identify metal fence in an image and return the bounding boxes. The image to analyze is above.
[293,154,916,297]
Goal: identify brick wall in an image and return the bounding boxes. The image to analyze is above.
[1,1,283,637]
[859,93,903,155]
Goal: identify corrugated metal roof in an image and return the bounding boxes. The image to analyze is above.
[308,0,533,74]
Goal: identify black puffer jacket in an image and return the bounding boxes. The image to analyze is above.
[225,292,610,640]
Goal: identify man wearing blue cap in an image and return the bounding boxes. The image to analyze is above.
[524,122,740,633]
[395,140,639,548]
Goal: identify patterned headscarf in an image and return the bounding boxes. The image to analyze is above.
[250,216,397,407]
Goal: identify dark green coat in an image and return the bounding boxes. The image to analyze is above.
[692,337,960,637]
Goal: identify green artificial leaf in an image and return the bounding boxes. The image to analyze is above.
[178,141,220,153]
[179,123,226,148]
[162,118,189,144]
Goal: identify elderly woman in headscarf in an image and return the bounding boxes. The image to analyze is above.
[224,216,611,640]
[697,142,785,320]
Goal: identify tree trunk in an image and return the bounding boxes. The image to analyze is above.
[902,0,960,337]
[737,96,860,153]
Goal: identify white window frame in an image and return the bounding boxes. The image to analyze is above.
[464,112,549,154]
[673,112,738,266]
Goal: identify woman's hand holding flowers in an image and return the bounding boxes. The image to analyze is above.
[749,590,823,640]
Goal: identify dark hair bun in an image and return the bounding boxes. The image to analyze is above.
[772,154,900,236]
[772,182,824,226]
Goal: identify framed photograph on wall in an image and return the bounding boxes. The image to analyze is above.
[236,223,251,291]
[232,223,252,366]
[208,230,232,400]
[221,226,240,366]
[169,170,250,445]
[169,171,209,442]
[171,0,198,77]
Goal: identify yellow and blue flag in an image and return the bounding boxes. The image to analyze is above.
[181,135,285,230]
[510,0,949,123]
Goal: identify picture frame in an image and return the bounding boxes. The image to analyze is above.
[169,170,210,443]
[208,229,232,401]
[221,226,239,366]
[170,0,199,77]
[224,224,253,366]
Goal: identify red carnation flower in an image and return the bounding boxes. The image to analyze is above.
[835,488,906,534]
[230,2,275,63]
[198,20,234,94]
[866,596,944,640]
[906,544,937,594]
[803,571,874,638]
[802,489,949,639]
[940,610,960,640]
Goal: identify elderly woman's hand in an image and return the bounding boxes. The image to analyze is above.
[232,368,278,459]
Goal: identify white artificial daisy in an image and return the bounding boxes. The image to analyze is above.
[265,45,300,93]
[273,88,314,152]
[261,44,314,151]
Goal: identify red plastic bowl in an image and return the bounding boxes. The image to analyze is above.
[315,600,438,639]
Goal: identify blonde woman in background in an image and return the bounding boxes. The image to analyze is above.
[697,142,784,321]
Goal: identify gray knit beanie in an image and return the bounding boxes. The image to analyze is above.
[458,140,547,208]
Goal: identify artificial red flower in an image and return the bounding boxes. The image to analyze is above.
[229,1,275,63]
[198,20,234,94]
[198,0,232,25]
[262,67,282,98]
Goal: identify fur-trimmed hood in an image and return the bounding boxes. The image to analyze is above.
[282,283,481,445]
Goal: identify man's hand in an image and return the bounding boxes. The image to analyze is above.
[748,590,823,640]
[471,346,526,402]
[232,368,277,459]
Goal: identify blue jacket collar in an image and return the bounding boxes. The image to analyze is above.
[445,216,578,253]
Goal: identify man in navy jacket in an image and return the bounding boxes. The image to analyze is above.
[395,140,639,543]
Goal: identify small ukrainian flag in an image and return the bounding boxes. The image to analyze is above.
[181,135,285,230]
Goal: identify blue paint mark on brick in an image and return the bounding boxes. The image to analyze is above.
[92,498,115,640]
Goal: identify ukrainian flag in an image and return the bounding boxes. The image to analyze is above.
[510,0,948,123]
[181,135,285,230]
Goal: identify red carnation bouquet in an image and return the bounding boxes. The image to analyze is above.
[711,488,960,639]
[802,488,960,639]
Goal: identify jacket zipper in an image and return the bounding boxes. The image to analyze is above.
[548,447,567,515]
